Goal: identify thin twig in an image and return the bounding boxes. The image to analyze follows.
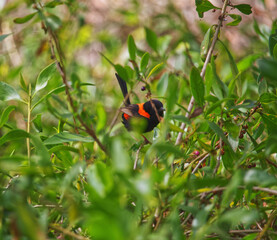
[134,141,146,170]
[49,223,89,240]
[175,0,230,145]
[46,28,107,154]
[256,210,277,240]
[191,153,210,174]
[266,158,277,168]
[198,186,277,197]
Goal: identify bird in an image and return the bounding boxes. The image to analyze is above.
[115,73,164,133]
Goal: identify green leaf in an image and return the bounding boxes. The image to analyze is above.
[221,170,242,208]
[244,169,277,187]
[196,0,220,18]
[0,33,11,42]
[237,54,262,72]
[157,72,169,96]
[253,19,266,40]
[166,74,179,113]
[205,63,213,96]
[151,142,184,157]
[273,43,277,59]
[0,155,29,171]
[169,123,184,132]
[200,27,213,61]
[86,162,113,197]
[140,52,150,72]
[219,40,239,77]
[208,122,235,156]
[205,98,234,116]
[32,85,65,110]
[210,57,226,100]
[145,27,158,52]
[48,145,79,154]
[35,62,57,93]
[112,138,131,173]
[266,134,277,155]
[233,4,252,15]
[258,58,277,85]
[228,73,241,97]
[96,103,107,133]
[0,82,21,101]
[0,105,16,128]
[258,77,267,95]
[259,92,277,103]
[190,67,205,107]
[227,14,242,26]
[269,31,277,58]
[44,132,94,145]
[218,40,240,96]
[31,135,51,167]
[260,113,277,134]
[45,0,64,8]
[171,115,190,124]
[33,114,42,132]
[127,35,137,60]
[146,62,163,80]
[20,73,28,92]
[45,14,62,30]
[218,208,258,227]
[115,64,129,83]
[14,12,37,24]
[0,129,30,146]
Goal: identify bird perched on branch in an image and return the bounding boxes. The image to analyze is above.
[115,73,164,133]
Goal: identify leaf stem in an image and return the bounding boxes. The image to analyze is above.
[27,83,32,161]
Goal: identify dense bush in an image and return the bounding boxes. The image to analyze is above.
[0,0,277,239]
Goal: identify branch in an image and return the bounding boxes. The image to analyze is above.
[198,186,277,197]
[49,223,89,240]
[46,28,107,154]
[175,0,230,145]
[191,153,210,174]
[256,210,277,240]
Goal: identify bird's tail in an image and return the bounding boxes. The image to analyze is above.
[115,73,131,106]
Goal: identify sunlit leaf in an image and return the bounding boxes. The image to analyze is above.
[146,62,163,80]
[0,82,21,101]
[35,62,57,93]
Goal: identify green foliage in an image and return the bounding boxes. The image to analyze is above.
[0,0,276,240]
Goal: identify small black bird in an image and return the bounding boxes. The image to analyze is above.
[115,73,164,133]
